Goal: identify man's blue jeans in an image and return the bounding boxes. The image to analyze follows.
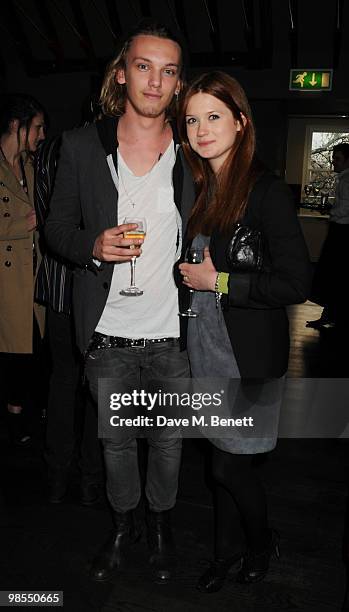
[85,340,189,513]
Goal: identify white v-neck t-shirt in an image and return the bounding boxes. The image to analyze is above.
[96,141,181,339]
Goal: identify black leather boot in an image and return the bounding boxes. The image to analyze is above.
[196,554,243,593]
[147,510,177,583]
[237,530,280,584]
[90,510,141,581]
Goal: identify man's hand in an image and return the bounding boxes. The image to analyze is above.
[93,223,144,262]
[26,209,37,231]
[179,247,217,291]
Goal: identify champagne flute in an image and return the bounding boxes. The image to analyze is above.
[178,247,204,318]
[119,217,147,297]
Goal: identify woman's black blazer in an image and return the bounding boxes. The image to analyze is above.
[203,171,311,378]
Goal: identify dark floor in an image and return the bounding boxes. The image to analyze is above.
[1,302,349,612]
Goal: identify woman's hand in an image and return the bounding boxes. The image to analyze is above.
[179,247,217,291]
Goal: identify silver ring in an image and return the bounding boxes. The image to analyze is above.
[184,275,189,282]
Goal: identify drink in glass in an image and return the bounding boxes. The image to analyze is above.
[178,247,204,318]
[119,217,147,296]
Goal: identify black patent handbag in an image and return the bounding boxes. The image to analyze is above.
[226,223,263,272]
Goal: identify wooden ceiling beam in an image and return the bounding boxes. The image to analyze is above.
[288,0,298,68]
[34,0,65,66]
[259,0,273,68]
[333,0,344,68]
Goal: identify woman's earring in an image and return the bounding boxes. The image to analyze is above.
[175,91,179,102]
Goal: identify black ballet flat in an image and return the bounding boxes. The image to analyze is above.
[197,554,243,593]
[237,530,280,584]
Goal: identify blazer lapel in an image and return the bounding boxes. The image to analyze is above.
[95,117,119,226]
[0,157,32,206]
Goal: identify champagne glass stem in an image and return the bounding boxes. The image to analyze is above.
[187,289,194,313]
[130,256,137,288]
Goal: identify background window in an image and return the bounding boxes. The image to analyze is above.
[302,127,349,202]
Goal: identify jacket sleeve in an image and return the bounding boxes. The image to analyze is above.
[44,131,101,269]
[34,136,61,228]
[227,179,312,308]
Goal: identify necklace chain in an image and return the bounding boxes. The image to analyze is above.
[118,151,163,209]
[117,124,169,209]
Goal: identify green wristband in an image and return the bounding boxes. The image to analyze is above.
[217,272,229,294]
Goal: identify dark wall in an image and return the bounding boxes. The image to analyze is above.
[1,0,348,175]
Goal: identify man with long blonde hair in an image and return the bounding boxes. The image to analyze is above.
[45,20,194,583]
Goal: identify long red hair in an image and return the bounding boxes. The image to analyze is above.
[178,71,261,236]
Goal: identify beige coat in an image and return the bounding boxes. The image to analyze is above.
[0,155,45,353]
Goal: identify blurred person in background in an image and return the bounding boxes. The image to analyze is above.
[34,99,103,504]
[0,93,46,445]
[307,143,349,332]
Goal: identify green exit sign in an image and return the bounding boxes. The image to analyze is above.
[289,69,333,91]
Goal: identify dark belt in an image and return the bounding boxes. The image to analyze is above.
[88,331,179,351]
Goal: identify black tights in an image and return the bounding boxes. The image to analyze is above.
[211,446,269,558]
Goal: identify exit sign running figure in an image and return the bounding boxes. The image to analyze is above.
[289,69,333,91]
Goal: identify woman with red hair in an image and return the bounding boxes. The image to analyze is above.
[177,71,311,592]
